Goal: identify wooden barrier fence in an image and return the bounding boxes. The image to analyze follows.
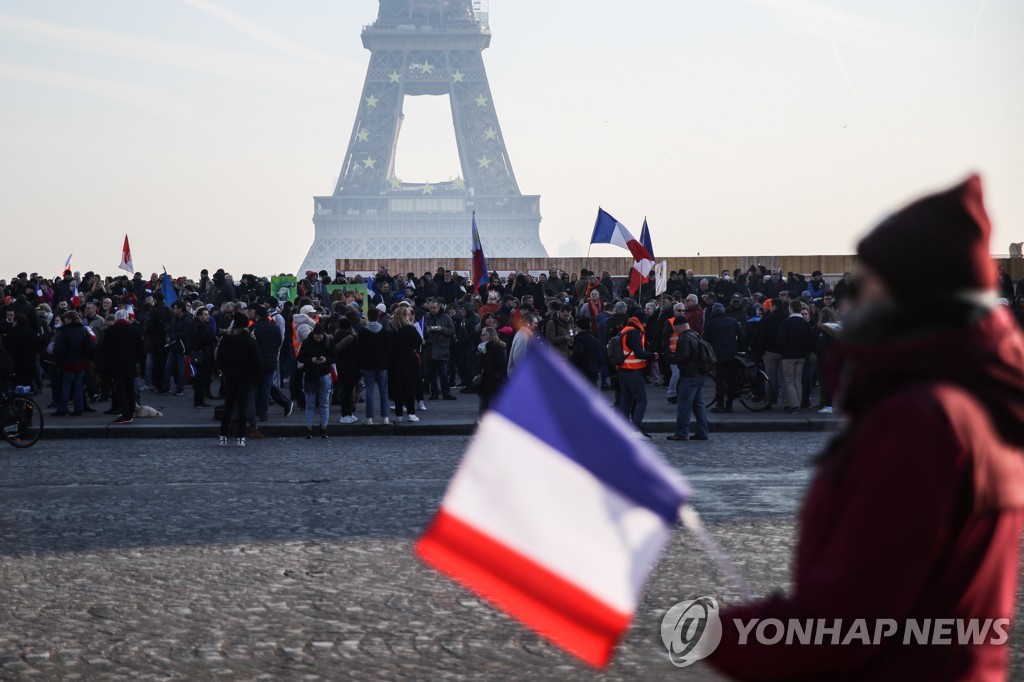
[334,256,1024,280]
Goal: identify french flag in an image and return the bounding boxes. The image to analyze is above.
[628,219,656,296]
[71,280,80,308]
[590,208,653,263]
[416,347,690,667]
[471,212,489,294]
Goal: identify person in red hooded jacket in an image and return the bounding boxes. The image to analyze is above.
[707,175,1024,681]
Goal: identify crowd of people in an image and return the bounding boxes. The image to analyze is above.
[2,261,1023,445]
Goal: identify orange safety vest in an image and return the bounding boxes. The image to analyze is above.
[618,324,647,371]
[669,329,679,354]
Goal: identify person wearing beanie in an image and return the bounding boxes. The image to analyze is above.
[709,175,1024,681]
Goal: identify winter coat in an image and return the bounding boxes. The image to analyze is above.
[569,329,602,381]
[53,321,94,372]
[702,305,746,362]
[252,317,283,373]
[166,311,193,355]
[476,340,507,396]
[388,324,422,399]
[545,316,572,358]
[423,311,454,362]
[709,307,1024,681]
[332,329,361,381]
[191,318,215,365]
[215,328,263,388]
[777,314,815,360]
[291,313,317,350]
[297,334,334,382]
[99,320,145,379]
[358,321,392,371]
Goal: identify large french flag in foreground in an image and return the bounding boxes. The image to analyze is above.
[416,347,690,667]
[590,208,653,263]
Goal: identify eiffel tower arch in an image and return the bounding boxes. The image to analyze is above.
[299,0,547,274]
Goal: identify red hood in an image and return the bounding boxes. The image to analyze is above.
[830,306,1024,446]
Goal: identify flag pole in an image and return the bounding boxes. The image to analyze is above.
[679,505,751,600]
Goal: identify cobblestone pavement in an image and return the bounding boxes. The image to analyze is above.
[1,435,1020,680]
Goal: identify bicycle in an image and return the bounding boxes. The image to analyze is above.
[706,353,775,412]
[1,379,44,448]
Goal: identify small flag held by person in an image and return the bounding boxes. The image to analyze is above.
[629,219,656,296]
[415,346,691,667]
[118,235,134,274]
[62,253,73,275]
[590,208,653,262]
[471,212,489,294]
[71,279,80,308]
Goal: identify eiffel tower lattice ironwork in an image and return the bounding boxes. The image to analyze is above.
[299,0,547,273]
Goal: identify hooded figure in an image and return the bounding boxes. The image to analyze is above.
[709,175,1024,681]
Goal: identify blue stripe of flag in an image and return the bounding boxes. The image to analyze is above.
[491,346,689,524]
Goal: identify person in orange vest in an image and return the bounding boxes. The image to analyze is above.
[616,314,658,438]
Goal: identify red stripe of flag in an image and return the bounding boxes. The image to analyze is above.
[415,509,632,668]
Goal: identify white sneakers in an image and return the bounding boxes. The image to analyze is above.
[406,414,420,422]
[237,437,246,447]
[418,401,427,411]
[338,415,358,424]
[818,406,834,414]
[365,418,374,425]
[218,436,227,446]
[382,417,390,425]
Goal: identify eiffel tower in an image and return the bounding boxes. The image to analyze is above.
[299,0,547,274]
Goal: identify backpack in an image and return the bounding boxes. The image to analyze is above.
[605,329,628,366]
[695,335,718,377]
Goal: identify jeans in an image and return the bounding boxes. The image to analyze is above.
[163,352,185,391]
[59,370,85,414]
[675,376,709,438]
[304,374,332,428]
[257,368,289,419]
[362,369,388,419]
[427,359,451,398]
[781,358,805,409]
[667,365,680,398]
[802,360,816,406]
[617,369,648,430]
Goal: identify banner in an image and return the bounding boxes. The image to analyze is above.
[655,260,668,296]
[271,276,298,302]
[326,283,369,316]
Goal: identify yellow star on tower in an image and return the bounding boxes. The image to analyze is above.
[452,177,465,189]
[478,156,492,169]
[363,156,377,169]
[365,94,379,108]
[356,130,370,142]
[389,177,403,190]
[388,71,401,83]
[421,183,435,195]
[475,94,488,107]
[452,70,465,83]
[483,127,498,140]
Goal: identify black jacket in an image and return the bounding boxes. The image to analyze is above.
[298,334,334,380]
[570,329,602,381]
[703,308,746,362]
[777,314,814,359]
[358,322,392,371]
[252,318,283,372]
[216,328,263,387]
[99,320,145,379]
[671,329,704,378]
[166,311,193,354]
[476,340,508,395]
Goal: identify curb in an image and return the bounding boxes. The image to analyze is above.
[40,418,843,440]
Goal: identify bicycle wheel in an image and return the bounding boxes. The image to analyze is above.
[739,370,773,412]
[2,396,44,448]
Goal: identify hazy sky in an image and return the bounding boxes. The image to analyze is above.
[1,0,1021,278]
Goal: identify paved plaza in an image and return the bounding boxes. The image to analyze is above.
[1,433,1021,680]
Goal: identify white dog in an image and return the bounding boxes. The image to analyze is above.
[134,405,163,418]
